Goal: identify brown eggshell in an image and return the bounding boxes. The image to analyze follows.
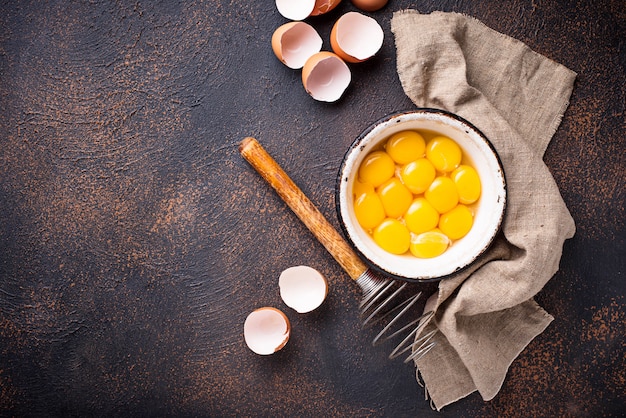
[271,22,323,69]
[310,0,343,16]
[275,0,316,21]
[351,0,388,12]
[302,51,351,102]
[243,307,291,355]
[330,12,384,63]
[279,265,328,313]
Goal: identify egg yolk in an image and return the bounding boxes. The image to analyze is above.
[400,158,436,194]
[425,176,459,213]
[409,229,450,258]
[373,218,411,255]
[404,197,439,234]
[451,165,481,204]
[358,151,395,187]
[353,130,481,259]
[353,179,375,199]
[377,177,413,218]
[426,136,462,172]
[385,130,425,165]
[354,190,385,230]
[439,204,474,240]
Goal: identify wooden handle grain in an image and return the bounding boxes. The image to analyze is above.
[239,137,367,280]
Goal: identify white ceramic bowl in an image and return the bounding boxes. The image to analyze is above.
[336,109,506,282]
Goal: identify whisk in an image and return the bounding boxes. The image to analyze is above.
[239,137,436,363]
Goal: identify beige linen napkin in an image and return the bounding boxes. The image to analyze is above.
[390,10,576,410]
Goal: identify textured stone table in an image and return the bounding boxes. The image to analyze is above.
[1,1,624,416]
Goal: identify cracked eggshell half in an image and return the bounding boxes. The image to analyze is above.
[244,307,291,355]
[302,51,351,102]
[275,0,342,20]
[330,12,384,63]
[275,0,316,21]
[279,266,328,313]
[310,0,343,16]
[272,22,323,69]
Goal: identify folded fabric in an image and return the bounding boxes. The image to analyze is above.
[390,10,576,410]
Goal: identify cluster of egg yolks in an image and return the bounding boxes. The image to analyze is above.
[354,131,482,258]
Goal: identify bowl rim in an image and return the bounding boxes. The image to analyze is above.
[335,108,507,283]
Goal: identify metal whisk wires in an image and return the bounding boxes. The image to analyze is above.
[357,269,436,363]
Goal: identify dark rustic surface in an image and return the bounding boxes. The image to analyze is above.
[1,0,624,416]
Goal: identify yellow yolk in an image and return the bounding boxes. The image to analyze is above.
[377,177,413,218]
[404,197,439,234]
[358,151,395,187]
[400,158,436,194]
[439,204,474,240]
[354,190,385,230]
[352,130,480,258]
[353,179,374,199]
[424,176,459,213]
[409,229,450,258]
[373,218,411,255]
[426,136,462,172]
[385,130,425,165]
[451,165,481,204]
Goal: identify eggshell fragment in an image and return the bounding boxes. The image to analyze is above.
[330,12,384,63]
[275,0,316,21]
[244,307,291,355]
[311,0,343,16]
[351,0,388,12]
[272,22,323,69]
[302,51,351,102]
[279,266,328,313]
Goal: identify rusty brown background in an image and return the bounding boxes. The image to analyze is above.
[1,0,624,416]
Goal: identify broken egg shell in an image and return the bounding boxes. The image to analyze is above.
[330,12,384,63]
[279,265,328,313]
[244,307,291,355]
[275,0,316,21]
[351,0,388,12]
[271,22,323,69]
[302,51,351,102]
[310,0,343,16]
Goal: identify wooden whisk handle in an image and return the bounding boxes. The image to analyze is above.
[239,137,367,280]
